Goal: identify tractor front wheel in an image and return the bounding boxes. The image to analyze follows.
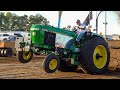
[42,54,60,73]
[17,50,33,63]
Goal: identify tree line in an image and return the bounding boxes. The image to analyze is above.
[0,12,49,32]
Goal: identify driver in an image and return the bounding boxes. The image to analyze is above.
[74,19,87,42]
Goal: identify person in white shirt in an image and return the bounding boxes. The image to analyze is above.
[74,19,87,42]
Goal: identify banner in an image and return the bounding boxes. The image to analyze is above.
[83,11,93,26]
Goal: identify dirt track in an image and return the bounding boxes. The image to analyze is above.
[0,40,120,79]
[0,55,120,79]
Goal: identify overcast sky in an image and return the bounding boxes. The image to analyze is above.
[1,11,120,35]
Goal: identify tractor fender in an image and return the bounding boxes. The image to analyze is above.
[76,31,102,42]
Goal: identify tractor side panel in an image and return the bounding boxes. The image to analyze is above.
[30,29,44,45]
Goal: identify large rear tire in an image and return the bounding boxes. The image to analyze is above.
[17,50,33,63]
[79,37,110,74]
[4,48,13,57]
[0,49,4,57]
[58,39,78,72]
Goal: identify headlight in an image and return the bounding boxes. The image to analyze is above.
[32,32,36,36]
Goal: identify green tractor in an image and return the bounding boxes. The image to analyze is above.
[15,23,110,75]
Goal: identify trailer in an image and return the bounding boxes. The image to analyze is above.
[0,41,16,57]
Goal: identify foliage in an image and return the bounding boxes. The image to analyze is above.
[0,12,50,32]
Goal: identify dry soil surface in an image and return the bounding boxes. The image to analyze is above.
[0,55,120,79]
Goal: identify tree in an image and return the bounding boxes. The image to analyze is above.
[0,12,50,32]
[0,12,5,30]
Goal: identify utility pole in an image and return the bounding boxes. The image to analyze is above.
[88,11,91,32]
[96,11,97,18]
[58,11,62,28]
[103,11,108,41]
[89,11,91,26]
[96,11,103,34]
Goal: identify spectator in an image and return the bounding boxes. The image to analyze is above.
[66,25,71,30]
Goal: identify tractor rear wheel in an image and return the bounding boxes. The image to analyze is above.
[17,50,33,63]
[58,39,78,72]
[42,54,60,73]
[79,37,110,74]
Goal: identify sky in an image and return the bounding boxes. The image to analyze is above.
[1,11,120,35]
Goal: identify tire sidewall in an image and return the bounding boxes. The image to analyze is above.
[79,37,110,74]
[17,50,33,63]
[43,54,60,73]
[65,39,75,49]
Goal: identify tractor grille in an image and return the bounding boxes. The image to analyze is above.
[44,31,56,47]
